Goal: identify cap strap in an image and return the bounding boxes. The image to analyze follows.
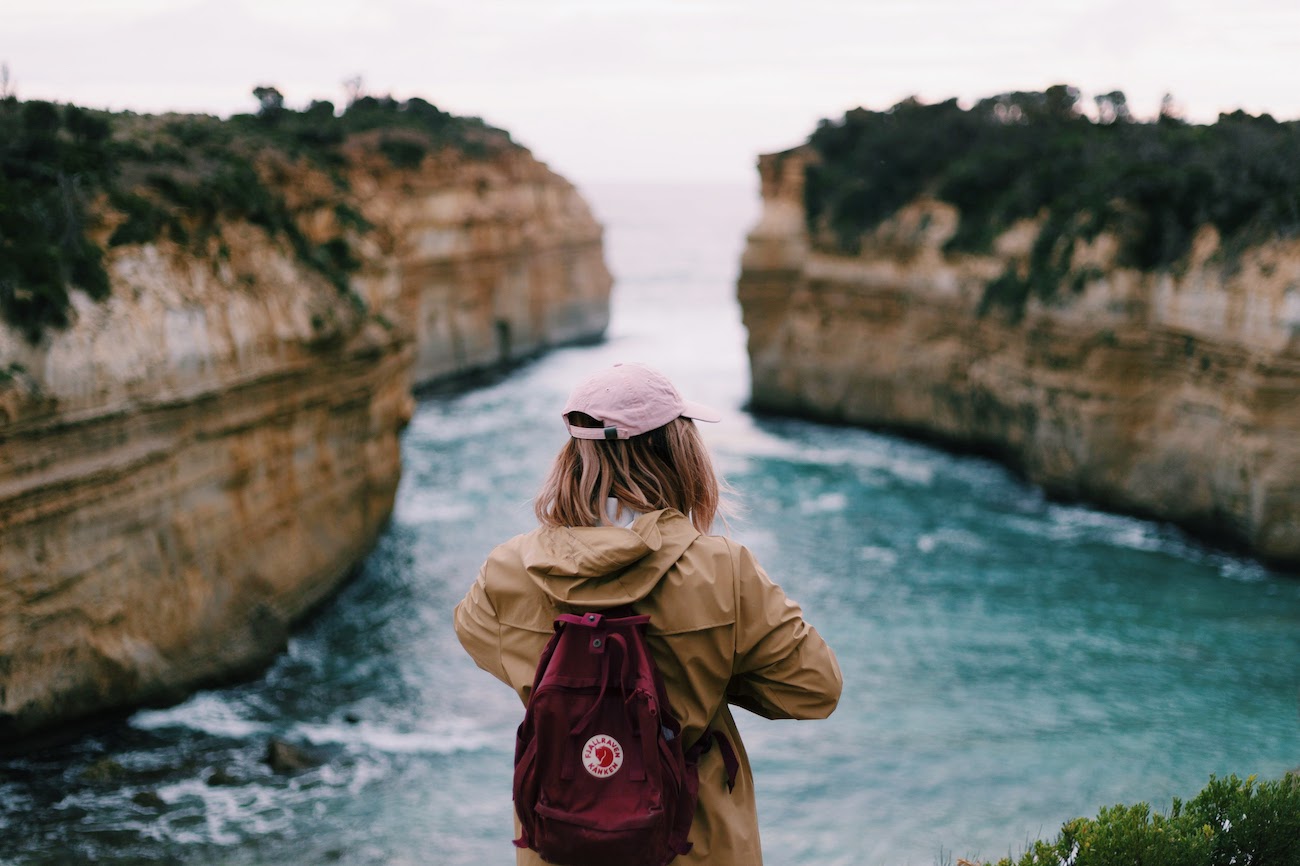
[603,426,619,440]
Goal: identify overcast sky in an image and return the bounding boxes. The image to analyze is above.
[6,0,1300,186]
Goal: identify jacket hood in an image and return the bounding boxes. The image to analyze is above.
[520,509,700,607]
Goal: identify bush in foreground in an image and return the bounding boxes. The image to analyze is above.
[974,773,1300,866]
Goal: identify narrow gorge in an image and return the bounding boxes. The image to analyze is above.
[0,98,611,739]
[739,95,1300,569]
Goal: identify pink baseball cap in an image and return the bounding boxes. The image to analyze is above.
[563,363,721,440]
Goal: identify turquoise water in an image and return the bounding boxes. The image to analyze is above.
[2,183,1298,866]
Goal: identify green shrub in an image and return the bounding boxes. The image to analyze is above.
[378,136,427,169]
[1,86,517,342]
[0,98,115,340]
[803,86,1300,318]
[979,773,1300,866]
[107,190,170,246]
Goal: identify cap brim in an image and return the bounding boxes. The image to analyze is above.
[680,399,722,424]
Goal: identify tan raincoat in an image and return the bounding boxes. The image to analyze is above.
[454,508,843,865]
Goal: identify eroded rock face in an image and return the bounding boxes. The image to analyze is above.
[344,145,611,386]
[738,150,1300,567]
[0,145,611,738]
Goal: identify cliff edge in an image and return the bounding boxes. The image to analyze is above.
[739,115,1300,567]
[0,96,611,739]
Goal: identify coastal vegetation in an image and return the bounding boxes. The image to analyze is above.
[801,85,1300,319]
[973,773,1300,866]
[0,84,514,342]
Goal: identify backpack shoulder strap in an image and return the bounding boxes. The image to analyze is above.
[687,730,740,792]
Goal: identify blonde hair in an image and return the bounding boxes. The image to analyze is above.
[535,414,727,533]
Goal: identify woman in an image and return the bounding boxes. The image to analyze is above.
[454,362,842,865]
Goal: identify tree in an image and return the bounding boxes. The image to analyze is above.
[252,85,284,118]
[342,75,364,107]
[1094,90,1132,124]
[1158,92,1185,125]
[1043,84,1082,122]
[305,99,336,120]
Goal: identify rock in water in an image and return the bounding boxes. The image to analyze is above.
[206,767,243,786]
[79,757,128,784]
[132,790,166,809]
[264,739,320,774]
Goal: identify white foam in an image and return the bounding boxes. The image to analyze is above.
[1215,557,1270,583]
[915,528,986,554]
[800,492,849,514]
[327,752,393,795]
[396,490,477,525]
[293,716,498,755]
[1042,504,1164,551]
[859,546,900,566]
[130,692,269,739]
[151,777,292,846]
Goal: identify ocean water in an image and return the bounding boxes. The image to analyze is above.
[2,182,1298,866]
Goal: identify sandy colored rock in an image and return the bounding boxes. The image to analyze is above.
[738,149,1300,567]
[340,142,611,386]
[0,141,611,738]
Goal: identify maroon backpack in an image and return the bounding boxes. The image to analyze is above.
[512,609,712,866]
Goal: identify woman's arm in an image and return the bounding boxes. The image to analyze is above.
[453,564,510,686]
[727,542,843,720]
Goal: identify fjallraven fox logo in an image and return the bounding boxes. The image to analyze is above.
[582,734,624,778]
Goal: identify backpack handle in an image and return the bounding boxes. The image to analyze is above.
[557,611,651,629]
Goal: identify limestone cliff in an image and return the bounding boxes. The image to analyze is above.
[345,142,611,386]
[0,127,610,739]
[739,149,1300,567]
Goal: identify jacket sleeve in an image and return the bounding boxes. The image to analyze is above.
[453,563,510,686]
[727,542,843,720]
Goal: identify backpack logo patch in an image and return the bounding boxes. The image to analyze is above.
[582,734,624,778]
